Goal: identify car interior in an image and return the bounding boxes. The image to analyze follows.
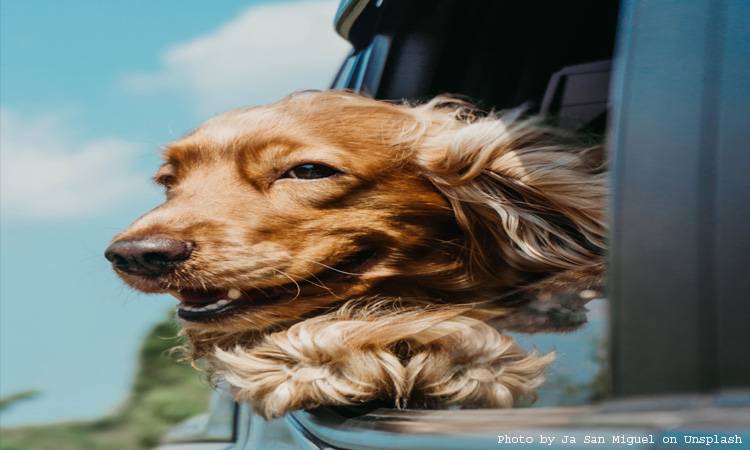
[333,0,620,134]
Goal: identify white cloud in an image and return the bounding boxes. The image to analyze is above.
[123,0,351,114]
[0,108,150,220]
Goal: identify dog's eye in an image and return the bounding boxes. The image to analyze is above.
[282,163,339,180]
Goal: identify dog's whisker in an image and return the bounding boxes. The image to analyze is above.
[245,285,272,300]
[298,258,367,277]
[270,268,301,303]
[296,269,340,299]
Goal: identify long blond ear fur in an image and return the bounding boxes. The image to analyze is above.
[204,299,553,419]
[401,97,606,287]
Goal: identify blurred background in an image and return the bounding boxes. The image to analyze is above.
[0,1,609,449]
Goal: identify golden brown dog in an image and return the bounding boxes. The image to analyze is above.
[106,91,606,418]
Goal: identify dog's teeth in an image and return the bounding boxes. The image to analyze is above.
[227,288,242,300]
[180,298,232,314]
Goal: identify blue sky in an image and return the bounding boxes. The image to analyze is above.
[0,0,349,425]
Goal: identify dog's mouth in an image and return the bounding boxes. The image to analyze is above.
[171,248,380,323]
[173,285,296,322]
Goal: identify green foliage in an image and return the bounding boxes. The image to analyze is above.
[0,391,39,414]
[588,335,611,402]
[0,313,212,450]
[534,334,610,407]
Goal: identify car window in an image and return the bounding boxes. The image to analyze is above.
[159,385,237,445]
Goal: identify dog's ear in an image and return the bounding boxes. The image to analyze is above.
[409,100,607,283]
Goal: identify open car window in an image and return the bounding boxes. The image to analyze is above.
[159,385,237,445]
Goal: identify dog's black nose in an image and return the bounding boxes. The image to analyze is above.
[105,237,193,276]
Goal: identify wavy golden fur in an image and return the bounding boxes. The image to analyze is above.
[210,299,554,419]
[108,91,606,419]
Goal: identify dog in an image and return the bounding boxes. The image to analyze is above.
[106,91,606,418]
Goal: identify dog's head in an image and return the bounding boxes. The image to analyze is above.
[106,92,605,336]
